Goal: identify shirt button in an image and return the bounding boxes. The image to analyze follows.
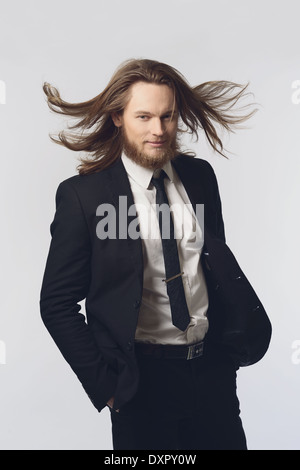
[127,341,133,351]
[134,300,140,309]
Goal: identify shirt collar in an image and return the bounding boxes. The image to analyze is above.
[121,152,174,189]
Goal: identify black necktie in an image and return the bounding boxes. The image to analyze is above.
[151,170,190,331]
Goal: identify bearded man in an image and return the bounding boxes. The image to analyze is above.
[40,59,271,450]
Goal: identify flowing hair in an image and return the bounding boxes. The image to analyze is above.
[43,58,258,175]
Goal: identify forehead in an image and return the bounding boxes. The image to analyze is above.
[125,81,176,112]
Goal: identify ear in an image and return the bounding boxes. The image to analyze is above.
[111,112,123,127]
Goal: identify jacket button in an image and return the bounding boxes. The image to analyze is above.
[127,341,133,351]
[134,300,140,309]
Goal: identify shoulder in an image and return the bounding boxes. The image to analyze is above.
[55,163,115,202]
[175,153,215,171]
[53,159,123,212]
[173,153,218,184]
[58,168,108,191]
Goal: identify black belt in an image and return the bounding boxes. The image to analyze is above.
[135,340,204,360]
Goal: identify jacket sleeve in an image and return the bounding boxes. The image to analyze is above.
[39,180,118,412]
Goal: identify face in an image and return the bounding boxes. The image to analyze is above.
[112,81,179,170]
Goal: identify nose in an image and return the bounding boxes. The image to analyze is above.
[151,118,165,136]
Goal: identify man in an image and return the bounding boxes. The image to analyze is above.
[40,59,272,450]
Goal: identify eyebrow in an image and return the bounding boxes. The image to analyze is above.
[134,110,177,116]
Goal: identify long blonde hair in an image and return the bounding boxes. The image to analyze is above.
[43,58,258,175]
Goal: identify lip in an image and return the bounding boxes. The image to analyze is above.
[147,141,166,147]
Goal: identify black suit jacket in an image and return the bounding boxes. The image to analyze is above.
[40,154,272,412]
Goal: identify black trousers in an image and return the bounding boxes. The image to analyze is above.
[109,346,247,450]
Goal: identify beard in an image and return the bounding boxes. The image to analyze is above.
[121,128,180,170]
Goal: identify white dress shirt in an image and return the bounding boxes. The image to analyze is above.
[121,153,209,345]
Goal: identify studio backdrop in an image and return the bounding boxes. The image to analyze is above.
[0,0,299,450]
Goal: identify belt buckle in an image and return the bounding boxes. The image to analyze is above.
[187,341,204,360]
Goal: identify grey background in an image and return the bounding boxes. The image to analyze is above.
[0,0,299,450]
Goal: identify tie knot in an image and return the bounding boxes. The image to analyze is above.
[151,170,168,190]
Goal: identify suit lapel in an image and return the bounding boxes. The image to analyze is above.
[172,155,211,247]
[172,155,204,213]
[104,157,144,292]
[173,156,227,283]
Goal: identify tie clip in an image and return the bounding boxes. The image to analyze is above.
[162,272,184,283]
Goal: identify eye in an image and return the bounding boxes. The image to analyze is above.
[138,115,149,120]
